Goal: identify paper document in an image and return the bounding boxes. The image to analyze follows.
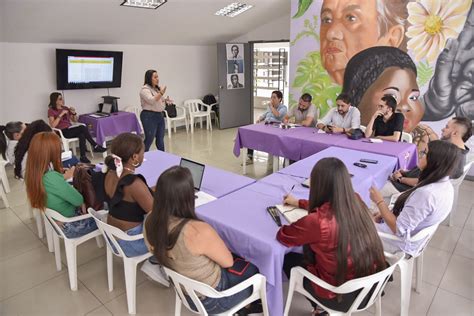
[369,138,383,143]
[275,204,308,223]
[195,191,217,207]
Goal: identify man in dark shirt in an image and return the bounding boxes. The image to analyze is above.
[382,117,472,196]
[364,95,404,141]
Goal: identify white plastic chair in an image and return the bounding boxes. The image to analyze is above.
[123,106,144,135]
[0,157,10,193]
[378,223,440,316]
[401,132,413,143]
[0,176,9,208]
[42,208,105,291]
[164,105,189,138]
[52,126,94,158]
[163,266,269,316]
[88,208,152,315]
[183,99,213,133]
[359,125,366,133]
[283,252,404,316]
[447,160,473,226]
[209,102,219,128]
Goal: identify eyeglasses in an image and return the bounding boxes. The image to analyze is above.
[419,149,428,157]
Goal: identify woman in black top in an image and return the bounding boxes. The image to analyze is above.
[364,95,404,141]
[103,133,153,257]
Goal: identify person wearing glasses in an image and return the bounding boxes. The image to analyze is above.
[316,93,360,133]
[380,117,472,201]
[364,95,404,141]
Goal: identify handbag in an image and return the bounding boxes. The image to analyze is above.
[348,128,365,140]
[164,103,177,118]
[72,164,105,211]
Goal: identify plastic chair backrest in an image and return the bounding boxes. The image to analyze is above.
[401,132,413,143]
[164,266,240,315]
[451,161,473,188]
[184,99,205,114]
[359,125,366,133]
[87,208,130,258]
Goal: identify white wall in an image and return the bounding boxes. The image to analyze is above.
[231,13,290,42]
[0,42,217,124]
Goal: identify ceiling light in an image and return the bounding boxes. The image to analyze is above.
[120,0,167,10]
[215,2,253,18]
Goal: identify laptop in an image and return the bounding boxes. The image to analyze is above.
[91,103,112,118]
[179,158,216,207]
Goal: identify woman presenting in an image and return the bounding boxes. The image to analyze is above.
[140,69,171,152]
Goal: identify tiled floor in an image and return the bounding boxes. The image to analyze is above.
[0,127,473,315]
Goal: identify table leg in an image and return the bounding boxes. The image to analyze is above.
[242,148,247,175]
[273,156,279,172]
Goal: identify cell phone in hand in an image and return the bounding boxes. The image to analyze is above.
[228,258,250,276]
[360,159,378,164]
[353,162,367,168]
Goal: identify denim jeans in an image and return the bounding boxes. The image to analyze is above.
[62,156,80,168]
[140,110,165,152]
[117,223,148,257]
[61,210,98,239]
[186,262,258,314]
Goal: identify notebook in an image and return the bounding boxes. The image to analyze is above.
[275,204,308,224]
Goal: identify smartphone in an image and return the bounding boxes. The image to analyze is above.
[360,159,378,164]
[353,162,367,168]
[228,258,250,276]
[266,206,282,226]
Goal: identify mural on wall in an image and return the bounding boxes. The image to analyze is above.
[289,0,474,135]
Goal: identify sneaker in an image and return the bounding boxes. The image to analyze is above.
[80,156,91,163]
[93,145,107,153]
[140,260,170,287]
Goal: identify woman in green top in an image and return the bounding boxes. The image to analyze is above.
[25,132,97,238]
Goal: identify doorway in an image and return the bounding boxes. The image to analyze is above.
[251,41,290,122]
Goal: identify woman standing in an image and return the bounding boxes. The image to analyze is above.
[47,92,106,163]
[140,70,170,152]
[277,158,386,315]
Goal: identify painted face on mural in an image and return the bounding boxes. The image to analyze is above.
[358,67,424,132]
[319,0,405,85]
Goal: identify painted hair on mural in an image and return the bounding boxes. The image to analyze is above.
[342,46,417,109]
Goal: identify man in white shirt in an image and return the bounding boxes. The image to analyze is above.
[317,93,361,133]
[283,93,318,127]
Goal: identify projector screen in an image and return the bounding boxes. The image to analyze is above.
[56,49,123,90]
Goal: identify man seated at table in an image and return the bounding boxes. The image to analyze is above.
[364,95,404,141]
[283,93,318,127]
[245,90,287,165]
[316,93,360,133]
[381,117,472,200]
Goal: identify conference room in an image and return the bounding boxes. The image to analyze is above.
[0,0,473,315]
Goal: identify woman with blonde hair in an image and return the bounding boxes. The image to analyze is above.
[25,132,96,238]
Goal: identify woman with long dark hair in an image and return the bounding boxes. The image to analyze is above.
[0,121,25,163]
[277,158,386,315]
[370,140,461,255]
[47,92,106,163]
[14,120,52,179]
[140,69,172,152]
[145,166,261,314]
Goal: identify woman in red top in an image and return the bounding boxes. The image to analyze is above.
[277,158,386,315]
[47,92,106,163]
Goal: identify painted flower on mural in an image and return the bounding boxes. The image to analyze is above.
[406,0,471,63]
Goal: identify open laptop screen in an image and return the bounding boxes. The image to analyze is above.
[179,158,205,191]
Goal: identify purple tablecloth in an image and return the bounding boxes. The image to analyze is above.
[79,111,142,145]
[282,129,348,159]
[136,150,255,198]
[335,138,418,170]
[275,147,398,204]
[196,180,301,316]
